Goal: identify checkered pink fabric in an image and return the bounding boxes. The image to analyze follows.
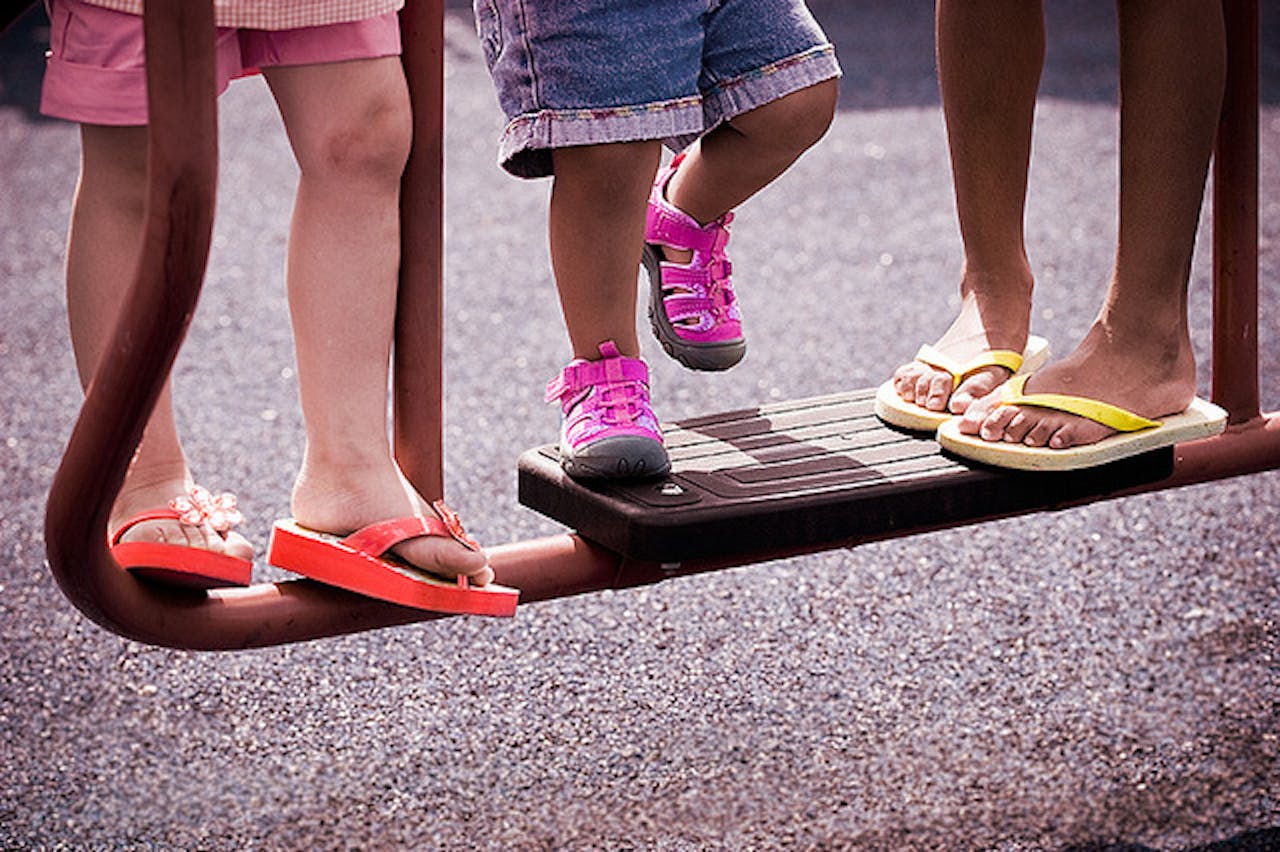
[81,0,403,30]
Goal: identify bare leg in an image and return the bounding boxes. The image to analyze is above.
[891,0,1043,414]
[67,125,251,559]
[960,0,1226,448]
[550,141,664,360]
[659,79,838,264]
[265,58,490,583]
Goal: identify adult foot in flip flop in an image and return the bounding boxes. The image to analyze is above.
[888,266,1036,418]
[955,318,1201,451]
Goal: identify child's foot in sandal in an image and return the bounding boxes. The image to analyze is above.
[642,153,746,372]
[545,340,670,481]
[285,460,493,587]
[109,477,253,588]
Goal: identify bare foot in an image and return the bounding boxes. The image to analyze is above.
[958,319,1196,449]
[110,474,253,561]
[892,266,1034,414]
[290,458,493,586]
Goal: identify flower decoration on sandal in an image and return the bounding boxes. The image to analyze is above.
[169,485,243,534]
[430,500,480,552]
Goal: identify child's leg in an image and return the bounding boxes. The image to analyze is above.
[959,0,1226,448]
[262,57,490,583]
[550,142,663,360]
[545,142,671,480]
[663,79,838,228]
[890,0,1044,415]
[645,80,836,371]
[660,79,838,259]
[66,124,251,558]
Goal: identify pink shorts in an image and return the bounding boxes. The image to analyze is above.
[40,0,402,126]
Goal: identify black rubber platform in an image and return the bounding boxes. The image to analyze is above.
[517,389,1174,564]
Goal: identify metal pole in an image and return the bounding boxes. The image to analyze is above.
[1211,0,1260,424]
[394,0,446,501]
[43,0,223,642]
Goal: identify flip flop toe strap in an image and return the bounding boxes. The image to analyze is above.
[915,344,1026,390]
[339,501,481,558]
[1000,374,1161,432]
[110,508,183,546]
[109,485,243,545]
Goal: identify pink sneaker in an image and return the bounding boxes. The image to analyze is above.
[642,152,746,372]
[544,341,670,481]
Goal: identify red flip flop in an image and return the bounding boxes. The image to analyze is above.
[110,487,252,589]
[266,501,519,618]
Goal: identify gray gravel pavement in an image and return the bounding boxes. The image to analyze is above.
[2,2,1279,849]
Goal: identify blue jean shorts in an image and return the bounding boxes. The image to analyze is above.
[474,0,841,178]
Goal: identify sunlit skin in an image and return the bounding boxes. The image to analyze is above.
[548,80,839,362]
[67,57,491,584]
[898,0,1225,452]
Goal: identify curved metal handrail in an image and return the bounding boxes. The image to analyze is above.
[39,0,1278,650]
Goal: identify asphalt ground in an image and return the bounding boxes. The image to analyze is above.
[2,2,1279,849]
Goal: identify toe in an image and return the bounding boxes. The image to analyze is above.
[1003,411,1034,443]
[924,374,952,412]
[912,371,933,405]
[979,406,1018,442]
[951,368,1004,414]
[222,530,254,562]
[1022,416,1059,447]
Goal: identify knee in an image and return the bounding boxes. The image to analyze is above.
[297,91,412,187]
[79,126,149,222]
[739,78,839,156]
[552,141,663,200]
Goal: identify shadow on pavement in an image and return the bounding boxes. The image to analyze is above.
[1065,825,1280,852]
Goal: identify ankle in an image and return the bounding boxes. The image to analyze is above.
[958,260,1035,301]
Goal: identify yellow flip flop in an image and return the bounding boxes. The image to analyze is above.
[936,374,1228,471]
[875,335,1050,432]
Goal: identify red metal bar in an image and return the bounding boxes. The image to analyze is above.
[43,0,224,643]
[394,0,446,501]
[1212,0,1260,423]
[37,0,1280,651]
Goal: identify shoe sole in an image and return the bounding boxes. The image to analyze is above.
[642,244,746,372]
[561,434,671,481]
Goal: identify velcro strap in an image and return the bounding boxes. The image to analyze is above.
[1000,374,1161,432]
[545,353,649,402]
[646,200,727,255]
[663,293,716,322]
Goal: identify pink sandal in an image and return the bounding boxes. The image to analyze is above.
[109,485,252,589]
[642,153,746,372]
[545,340,670,480]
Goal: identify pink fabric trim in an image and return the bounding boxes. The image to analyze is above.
[41,0,402,126]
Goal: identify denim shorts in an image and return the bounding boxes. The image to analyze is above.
[474,0,841,178]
